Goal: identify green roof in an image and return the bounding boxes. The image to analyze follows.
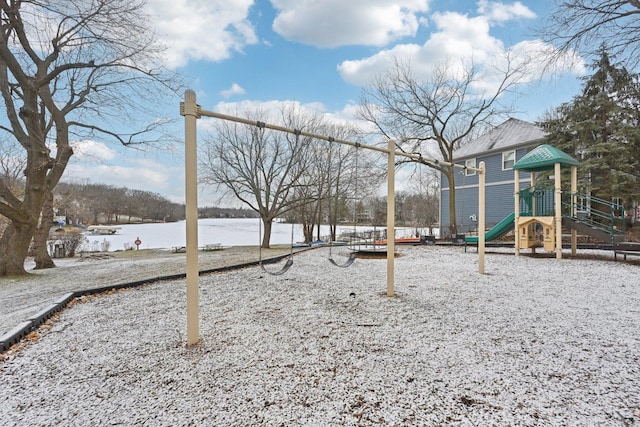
[512,144,579,172]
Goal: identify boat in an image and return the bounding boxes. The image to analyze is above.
[86,225,122,235]
[201,243,224,251]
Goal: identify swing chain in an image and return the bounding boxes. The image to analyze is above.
[327,140,358,268]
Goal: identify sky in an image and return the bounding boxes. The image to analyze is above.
[63,0,587,207]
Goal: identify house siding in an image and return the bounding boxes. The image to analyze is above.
[440,147,534,231]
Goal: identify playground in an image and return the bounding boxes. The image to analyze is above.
[461,143,638,271]
[2,93,637,425]
[1,245,639,425]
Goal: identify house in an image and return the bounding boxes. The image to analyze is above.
[440,118,547,234]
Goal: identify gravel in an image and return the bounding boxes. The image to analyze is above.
[1,246,639,425]
[0,246,292,337]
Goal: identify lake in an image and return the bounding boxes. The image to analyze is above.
[82,218,421,252]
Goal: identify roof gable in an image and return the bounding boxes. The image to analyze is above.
[454,118,547,160]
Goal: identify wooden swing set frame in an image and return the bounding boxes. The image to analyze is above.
[181,89,486,346]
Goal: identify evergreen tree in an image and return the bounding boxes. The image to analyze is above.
[541,47,640,209]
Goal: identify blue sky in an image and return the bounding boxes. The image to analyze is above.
[64,0,586,206]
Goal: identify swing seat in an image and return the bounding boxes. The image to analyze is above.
[260,257,293,276]
[354,249,398,259]
[328,252,356,268]
[258,218,295,276]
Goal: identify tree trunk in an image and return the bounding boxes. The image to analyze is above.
[33,189,56,270]
[0,145,50,277]
[302,221,313,243]
[261,218,273,248]
[446,166,458,237]
[330,199,339,241]
[0,222,35,276]
[316,205,323,241]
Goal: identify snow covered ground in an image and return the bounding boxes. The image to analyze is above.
[1,246,639,425]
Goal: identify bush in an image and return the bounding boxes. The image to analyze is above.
[60,230,88,258]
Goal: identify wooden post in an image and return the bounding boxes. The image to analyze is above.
[554,162,562,260]
[387,139,395,297]
[478,161,486,274]
[530,171,536,256]
[181,90,200,346]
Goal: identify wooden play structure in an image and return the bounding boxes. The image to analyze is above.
[513,144,579,259]
[465,143,627,259]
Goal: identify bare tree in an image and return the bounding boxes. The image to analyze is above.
[404,164,440,234]
[292,142,326,244]
[543,0,640,68]
[200,104,319,248]
[289,122,370,243]
[0,0,179,276]
[325,141,356,241]
[359,57,524,236]
[328,144,384,238]
[0,137,56,269]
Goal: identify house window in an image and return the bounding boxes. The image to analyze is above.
[465,158,476,176]
[502,150,515,170]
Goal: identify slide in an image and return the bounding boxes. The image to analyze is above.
[465,212,515,244]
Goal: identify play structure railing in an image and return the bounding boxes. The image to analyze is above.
[518,185,555,216]
[518,185,625,242]
[561,191,626,238]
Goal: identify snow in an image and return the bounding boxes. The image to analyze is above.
[1,246,639,425]
[81,218,428,251]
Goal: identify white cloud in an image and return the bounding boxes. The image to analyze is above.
[202,99,329,133]
[270,0,431,48]
[477,0,536,24]
[337,2,584,90]
[337,43,422,87]
[70,140,118,162]
[509,39,586,81]
[200,99,371,136]
[220,83,246,98]
[65,160,173,192]
[146,0,258,68]
[63,143,186,199]
[323,102,364,123]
